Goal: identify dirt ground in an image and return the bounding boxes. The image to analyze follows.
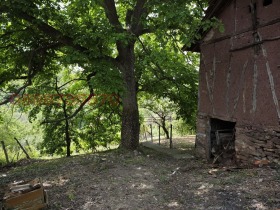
[0,137,280,210]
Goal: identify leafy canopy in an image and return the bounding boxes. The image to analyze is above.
[0,0,212,150]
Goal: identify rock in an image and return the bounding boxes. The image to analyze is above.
[133,150,139,156]
[272,138,280,145]
[253,159,270,167]
[263,148,275,152]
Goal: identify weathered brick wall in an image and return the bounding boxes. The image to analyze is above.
[195,0,280,164]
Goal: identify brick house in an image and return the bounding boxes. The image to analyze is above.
[188,0,280,164]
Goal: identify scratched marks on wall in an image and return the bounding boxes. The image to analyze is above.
[251,60,258,114]
[261,46,280,122]
[201,41,280,125]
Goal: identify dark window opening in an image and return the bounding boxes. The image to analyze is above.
[263,0,272,6]
[209,118,236,164]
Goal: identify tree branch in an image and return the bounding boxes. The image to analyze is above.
[138,28,153,35]
[41,71,96,124]
[0,5,116,65]
[131,0,147,35]
[58,78,86,90]
[55,77,66,104]
[0,48,46,105]
[197,0,206,13]
[136,37,176,82]
[15,10,87,52]
[0,43,61,96]
[0,83,31,105]
[41,92,94,124]
[3,8,66,46]
[102,0,123,31]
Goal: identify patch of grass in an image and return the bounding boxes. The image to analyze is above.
[67,190,76,201]
[218,176,243,186]
[0,156,82,185]
[207,171,248,187]
[123,155,147,165]
[158,174,169,183]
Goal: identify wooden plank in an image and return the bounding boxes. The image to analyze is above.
[14,137,30,159]
[4,187,46,209]
[3,179,48,210]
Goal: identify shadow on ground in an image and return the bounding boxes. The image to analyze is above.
[0,136,280,210]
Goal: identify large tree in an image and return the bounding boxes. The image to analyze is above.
[0,0,207,150]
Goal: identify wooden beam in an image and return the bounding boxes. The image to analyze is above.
[14,138,30,159]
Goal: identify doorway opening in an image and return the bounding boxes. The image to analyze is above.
[209,118,236,164]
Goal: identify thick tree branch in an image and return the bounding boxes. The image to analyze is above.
[138,28,153,35]
[102,0,123,32]
[15,10,87,52]
[0,43,60,89]
[132,0,147,25]
[0,5,116,64]
[0,48,46,105]
[131,0,147,35]
[5,5,81,50]
[125,9,133,27]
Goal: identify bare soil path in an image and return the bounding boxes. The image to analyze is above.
[1,136,280,209]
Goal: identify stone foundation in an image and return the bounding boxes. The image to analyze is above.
[195,114,280,164]
[235,126,280,164]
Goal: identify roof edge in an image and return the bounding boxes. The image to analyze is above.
[183,0,233,52]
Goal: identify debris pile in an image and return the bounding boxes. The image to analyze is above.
[2,178,48,210]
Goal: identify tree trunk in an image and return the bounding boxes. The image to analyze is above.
[65,119,71,157]
[1,141,9,164]
[62,100,71,157]
[118,43,140,150]
[162,120,170,139]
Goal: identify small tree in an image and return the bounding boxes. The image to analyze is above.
[140,95,177,139]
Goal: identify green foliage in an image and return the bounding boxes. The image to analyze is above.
[38,104,121,156]
[39,107,77,155]
[0,106,43,164]
[0,107,41,144]
[136,36,199,128]
[26,66,122,156]
[173,119,196,136]
[0,0,213,151]
[139,94,196,138]
[76,107,121,151]
[139,94,177,124]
